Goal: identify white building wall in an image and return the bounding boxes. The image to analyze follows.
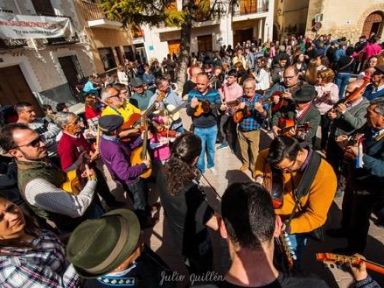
[0,0,93,106]
[143,0,275,61]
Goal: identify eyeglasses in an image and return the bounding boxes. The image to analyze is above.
[109,93,120,99]
[16,136,44,149]
[274,159,297,172]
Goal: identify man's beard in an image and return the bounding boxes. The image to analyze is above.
[19,149,46,161]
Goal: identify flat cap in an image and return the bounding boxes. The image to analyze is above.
[98,115,123,132]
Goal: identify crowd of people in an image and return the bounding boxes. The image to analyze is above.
[0,33,383,287]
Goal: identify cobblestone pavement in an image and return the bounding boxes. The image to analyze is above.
[105,110,384,287]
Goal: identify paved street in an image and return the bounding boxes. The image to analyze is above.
[105,111,384,287]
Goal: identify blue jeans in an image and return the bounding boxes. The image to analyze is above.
[194,126,217,172]
[286,233,308,268]
[335,72,351,99]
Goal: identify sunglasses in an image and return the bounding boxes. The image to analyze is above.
[16,136,44,149]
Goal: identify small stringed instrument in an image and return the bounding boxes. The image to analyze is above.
[277,118,310,138]
[194,100,211,117]
[316,253,384,275]
[233,106,251,123]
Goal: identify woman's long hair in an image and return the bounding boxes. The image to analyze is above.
[163,133,202,196]
[0,202,40,252]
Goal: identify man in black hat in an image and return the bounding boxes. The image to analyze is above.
[292,84,321,148]
[129,77,154,111]
[67,209,175,287]
[363,64,384,101]
[98,115,154,227]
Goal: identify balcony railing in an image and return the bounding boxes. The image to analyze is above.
[76,0,106,22]
[0,39,28,49]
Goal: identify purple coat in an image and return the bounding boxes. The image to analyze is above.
[99,135,147,184]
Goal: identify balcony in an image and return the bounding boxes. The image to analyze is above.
[232,0,269,16]
[75,0,122,29]
[0,39,28,50]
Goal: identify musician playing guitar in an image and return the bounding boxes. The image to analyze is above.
[254,135,337,268]
[330,98,384,255]
[235,78,268,178]
[187,72,221,173]
[148,77,185,133]
[264,66,302,135]
[98,115,156,228]
[100,86,141,139]
[218,69,243,150]
[56,112,123,208]
[290,84,321,148]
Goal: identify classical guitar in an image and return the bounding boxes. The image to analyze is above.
[130,115,152,179]
[316,253,384,275]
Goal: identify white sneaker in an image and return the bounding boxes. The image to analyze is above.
[209,167,217,175]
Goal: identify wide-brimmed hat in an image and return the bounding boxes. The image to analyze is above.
[98,115,124,133]
[293,84,317,103]
[66,209,140,278]
[131,78,144,87]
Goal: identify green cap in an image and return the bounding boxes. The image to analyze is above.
[66,209,140,278]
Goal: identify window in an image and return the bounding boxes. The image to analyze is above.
[98,48,116,71]
[31,0,55,16]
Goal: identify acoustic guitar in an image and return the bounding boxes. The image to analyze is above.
[316,253,384,275]
[130,115,152,179]
[61,169,83,195]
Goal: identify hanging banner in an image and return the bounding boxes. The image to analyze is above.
[0,13,74,39]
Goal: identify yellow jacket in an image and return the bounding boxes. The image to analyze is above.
[254,149,337,234]
[101,102,140,122]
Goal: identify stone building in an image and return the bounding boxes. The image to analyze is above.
[274,0,384,42]
[141,0,275,62]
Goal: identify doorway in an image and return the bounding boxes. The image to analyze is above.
[233,28,253,46]
[362,11,383,39]
[58,55,83,96]
[0,65,42,115]
[197,35,213,52]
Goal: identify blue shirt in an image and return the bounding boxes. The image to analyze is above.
[83,80,99,95]
[238,94,268,132]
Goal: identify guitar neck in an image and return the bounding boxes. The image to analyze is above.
[365,259,384,275]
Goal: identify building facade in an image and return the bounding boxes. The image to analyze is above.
[0,0,133,110]
[275,0,384,43]
[141,0,275,62]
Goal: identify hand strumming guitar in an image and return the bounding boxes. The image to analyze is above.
[191,97,199,109]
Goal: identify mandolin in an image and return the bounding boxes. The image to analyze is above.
[316,253,384,275]
[194,100,211,117]
[233,106,251,123]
